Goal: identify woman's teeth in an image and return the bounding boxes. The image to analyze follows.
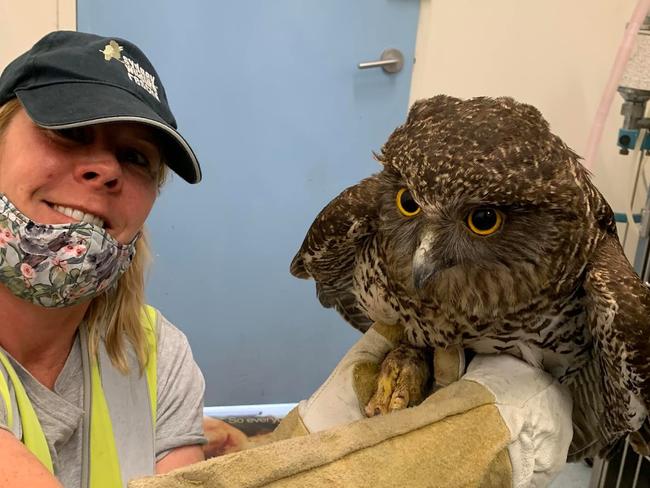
[53,205,105,228]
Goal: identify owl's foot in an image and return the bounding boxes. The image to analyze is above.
[364,344,431,417]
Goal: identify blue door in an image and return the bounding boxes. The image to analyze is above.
[78,2,420,406]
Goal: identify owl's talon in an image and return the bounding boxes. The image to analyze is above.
[364,344,431,417]
[389,394,408,411]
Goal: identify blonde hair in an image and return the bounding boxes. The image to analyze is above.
[86,233,152,372]
[0,98,169,373]
[0,98,21,134]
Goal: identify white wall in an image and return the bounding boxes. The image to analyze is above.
[410,0,637,220]
[0,0,76,70]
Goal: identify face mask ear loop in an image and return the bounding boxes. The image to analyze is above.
[131,230,143,244]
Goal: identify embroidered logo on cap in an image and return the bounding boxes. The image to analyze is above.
[100,40,123,61]
[100,41,160,102]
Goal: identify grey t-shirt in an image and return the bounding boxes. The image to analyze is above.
[0,311,206,488]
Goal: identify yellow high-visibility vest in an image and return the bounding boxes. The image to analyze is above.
[0,305,158,488]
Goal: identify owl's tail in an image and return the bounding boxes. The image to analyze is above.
[565,357,608,461]
[629,418,650,457]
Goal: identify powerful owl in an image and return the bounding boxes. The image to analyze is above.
[290,95,650,460]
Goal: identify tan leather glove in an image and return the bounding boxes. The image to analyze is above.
[130,323,572,488]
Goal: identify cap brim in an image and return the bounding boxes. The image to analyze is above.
[16,83,202,184]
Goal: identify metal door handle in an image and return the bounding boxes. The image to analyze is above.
[358,48,404,74]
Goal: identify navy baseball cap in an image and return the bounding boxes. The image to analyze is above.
[0,30,201,183]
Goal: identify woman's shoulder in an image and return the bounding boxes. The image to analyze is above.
[148,306,205,403]
[147,307,191,347]
[148,307,200,375]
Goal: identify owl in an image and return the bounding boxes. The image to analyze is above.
[290,95,650,460]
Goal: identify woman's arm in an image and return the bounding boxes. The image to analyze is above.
[154,314,208,470]
[155,444,205,474]
[0,429,63,488]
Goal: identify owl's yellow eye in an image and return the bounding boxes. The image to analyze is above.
[396,189,421,217]
[467,208,502,236]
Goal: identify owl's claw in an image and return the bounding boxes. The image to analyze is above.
[389,394,408,412]
[364,344,431,417]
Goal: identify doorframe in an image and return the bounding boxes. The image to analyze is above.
[59,0,77,30]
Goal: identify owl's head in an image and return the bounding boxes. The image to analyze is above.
[372,95,611,318]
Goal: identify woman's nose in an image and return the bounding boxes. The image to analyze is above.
[73,150,123,191]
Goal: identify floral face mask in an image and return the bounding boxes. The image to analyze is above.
[0,194,137,308]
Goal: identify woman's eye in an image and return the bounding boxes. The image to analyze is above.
[118,148,150,167]
[396,188,421,217]
[467,208,503,236]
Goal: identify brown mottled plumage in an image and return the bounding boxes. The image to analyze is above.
[291,95,650,460]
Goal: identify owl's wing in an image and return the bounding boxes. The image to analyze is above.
[591,183,619,237]
[583,233,650,455]
[291,175,382,332]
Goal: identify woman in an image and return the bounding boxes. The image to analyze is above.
[0,30,210,488]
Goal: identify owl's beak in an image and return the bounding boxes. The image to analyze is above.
[412,231,437,290]
[413,262,437,290]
